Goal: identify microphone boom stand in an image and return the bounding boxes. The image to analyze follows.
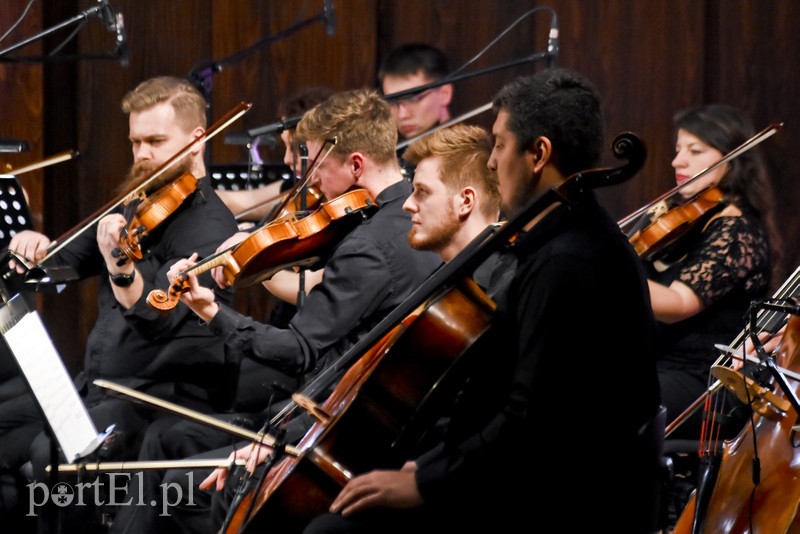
[189,8,329,100]
[246,50,554,139]
[0,4,105,61]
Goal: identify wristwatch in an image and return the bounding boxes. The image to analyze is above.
[109,270,136,288]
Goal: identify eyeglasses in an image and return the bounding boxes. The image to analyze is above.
[389,88,435,108]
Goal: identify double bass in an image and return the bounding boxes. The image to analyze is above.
[221,132,648,533]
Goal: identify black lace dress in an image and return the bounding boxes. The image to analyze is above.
[651,209,770,438]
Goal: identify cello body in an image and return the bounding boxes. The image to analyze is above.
[226,277,496,533]
[673,315,800,533]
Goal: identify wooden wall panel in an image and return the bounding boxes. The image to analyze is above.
[708,0,800,284]
[2,0,799,373]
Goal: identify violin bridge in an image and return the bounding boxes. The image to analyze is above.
[292,393,331,424]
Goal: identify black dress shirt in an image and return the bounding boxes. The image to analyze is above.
[415,194,661,530]
[54,176,239,408]
[208,179,440,380]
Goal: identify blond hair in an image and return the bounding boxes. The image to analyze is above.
[295,88,397,164]
[404,124,499,218]
[121,76,207,133]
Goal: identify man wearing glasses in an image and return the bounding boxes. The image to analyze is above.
[378,43,453,142]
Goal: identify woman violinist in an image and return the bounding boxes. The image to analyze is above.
[649,104,779,440]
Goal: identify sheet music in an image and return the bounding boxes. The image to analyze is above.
[0,296,99,461]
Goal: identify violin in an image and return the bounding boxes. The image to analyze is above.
[619,122,782,261]
[146,188,377,311]
[628,186,725,260]
[218,132,648,533]
[114,171,198,264]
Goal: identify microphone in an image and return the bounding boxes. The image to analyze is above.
[323,0,337,37]
[99,0,129,67]
[546,12,559,68]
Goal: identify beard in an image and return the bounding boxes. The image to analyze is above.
[116,153,194,196]
[408,204,460,255]
[500,173,538,220]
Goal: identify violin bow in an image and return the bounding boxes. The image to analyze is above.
[618,122,783,233]
[262,138,335,225]
[39,102,252,263]
[2,150,80,176]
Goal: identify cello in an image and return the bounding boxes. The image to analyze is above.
[220,132,648,533]
[672,306,800,533]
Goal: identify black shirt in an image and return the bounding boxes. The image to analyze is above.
[208,179,440,379]
[415,194,661,530]
[651,212,770,377]
[54,176,239,407]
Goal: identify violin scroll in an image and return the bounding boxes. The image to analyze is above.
[145,280,184,312]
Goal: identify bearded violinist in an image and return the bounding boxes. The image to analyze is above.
[0,76,239,529]
[108,86,334,533]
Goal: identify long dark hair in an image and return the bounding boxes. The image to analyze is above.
[675,104,782,282]
[674,104,770,215]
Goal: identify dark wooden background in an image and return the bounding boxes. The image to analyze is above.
[2,0,799,374]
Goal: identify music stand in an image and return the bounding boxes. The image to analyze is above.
[208,163,292,192]
[0,174,35,251]
[0,293,113,528]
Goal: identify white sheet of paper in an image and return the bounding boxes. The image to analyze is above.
[4,311,99,461]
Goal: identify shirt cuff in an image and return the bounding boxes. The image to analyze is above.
[208,303,245,339]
